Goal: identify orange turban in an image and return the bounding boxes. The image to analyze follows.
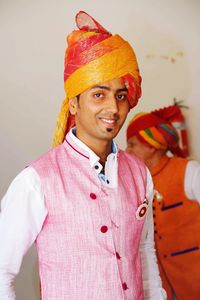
[52,11,142,147]
[126,105,189,157]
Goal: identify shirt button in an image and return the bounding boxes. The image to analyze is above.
[106,179,110,184]
[90,193,97,200]
[122,282,128,290]
[95,165,99,169]
[116,252,121,259]
[100,225,108,233]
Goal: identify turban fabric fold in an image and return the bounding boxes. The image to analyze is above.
[127,105,189,157]
[52,11,142,147]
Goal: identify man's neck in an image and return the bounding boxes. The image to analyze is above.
[87,141,113,165]
[73,129,113,164]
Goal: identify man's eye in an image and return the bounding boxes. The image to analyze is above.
[94,93,103,99]
[116,94,127,101]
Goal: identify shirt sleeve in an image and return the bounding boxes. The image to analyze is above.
[0,167,48,299]
[140,168,167,300]
[184,160,200,203]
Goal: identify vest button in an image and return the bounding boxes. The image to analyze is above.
[116,252,121,259]
[90,193,97,200]
[100,225,108,233]
[122,282,128,290]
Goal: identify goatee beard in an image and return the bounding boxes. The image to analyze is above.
[106,128,113,132]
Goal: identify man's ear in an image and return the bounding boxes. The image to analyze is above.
[68,97,78,115]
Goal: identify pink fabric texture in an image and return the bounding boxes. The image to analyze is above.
[32,133,147,299]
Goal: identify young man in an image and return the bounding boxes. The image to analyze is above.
[0,11,166,299]
[126,105,200,300]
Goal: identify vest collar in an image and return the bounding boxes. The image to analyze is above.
[64,132,90,160]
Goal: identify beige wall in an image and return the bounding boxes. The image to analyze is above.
[0,0,200,299]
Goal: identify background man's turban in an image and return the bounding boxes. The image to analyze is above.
[53,11,142,147]
[127,104,189,157]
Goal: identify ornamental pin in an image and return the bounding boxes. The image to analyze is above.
[136,198,148,220]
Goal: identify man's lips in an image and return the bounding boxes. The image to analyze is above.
[100,118,118,127]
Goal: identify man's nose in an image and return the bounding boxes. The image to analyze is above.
[106,95,118,113]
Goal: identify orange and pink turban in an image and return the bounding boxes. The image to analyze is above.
[53,11,142,147]
[126,105,189,157]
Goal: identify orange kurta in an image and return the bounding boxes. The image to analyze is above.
[150,155,200,300]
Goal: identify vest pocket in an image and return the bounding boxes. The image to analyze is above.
[161,201,183,211]
[171,246,199,256]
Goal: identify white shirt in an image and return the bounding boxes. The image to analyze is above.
[0,130,174,299]
[184,160,200,202]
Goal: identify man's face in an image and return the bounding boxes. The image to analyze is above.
[126,135,153,162]
[69,77,130,146]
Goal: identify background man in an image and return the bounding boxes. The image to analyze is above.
[126,104,200,300]
[0,11,166,299]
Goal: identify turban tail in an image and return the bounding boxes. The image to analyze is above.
[52,11,142,147]
[127,105,189,157]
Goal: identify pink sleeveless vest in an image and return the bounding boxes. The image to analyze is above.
[32,134,147,300]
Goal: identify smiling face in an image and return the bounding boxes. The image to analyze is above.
[69,77,130,149]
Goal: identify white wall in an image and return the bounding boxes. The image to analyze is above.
[0,0,199,299]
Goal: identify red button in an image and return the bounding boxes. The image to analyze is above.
[100,225,108,233]
[116,252,121,259]
[122,282,128,290]
[90,193,96,200]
